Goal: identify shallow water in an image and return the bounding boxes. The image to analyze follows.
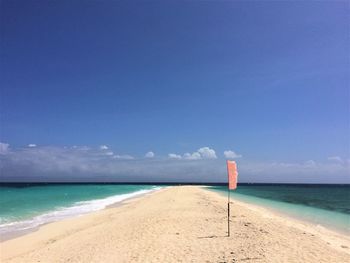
[0,184,161,238]
[210,184,350,234]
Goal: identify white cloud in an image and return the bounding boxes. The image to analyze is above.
[183,152,201,160]
[112,154,134,160]
[304,160,316,167]
[28,144,37,148]
[71,146,90,151]
[168,153,182,159]
[99,145,108,150]
[0,144,349,183]
[145,151,155,158]
[169,147,217,160]
[0,142,9,155]
[328,156,343,163]
[105,151,114,156]
[240,160,350,183]
[224,150,242,159]
[197,147,217,159]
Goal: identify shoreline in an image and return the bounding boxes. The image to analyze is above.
[1,186,349,262]
[224,195,349,254]
[0,186,165,242]
[2,185,348,242]
[210,188,350,236]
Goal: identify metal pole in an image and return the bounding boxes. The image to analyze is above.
[227,184,230,237]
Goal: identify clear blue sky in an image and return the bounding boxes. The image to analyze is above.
[0,0,349,183]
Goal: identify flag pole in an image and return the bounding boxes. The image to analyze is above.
[227,160,230,237]
[227,182,230,237]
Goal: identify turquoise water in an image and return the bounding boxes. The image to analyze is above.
[0,184,162,237]
[210,184,350,234]
[1,183,349,238]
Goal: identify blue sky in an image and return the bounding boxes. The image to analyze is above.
[0,0,349,183]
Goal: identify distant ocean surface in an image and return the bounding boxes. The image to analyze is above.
[210,184,350,234]
[0,184,162,239]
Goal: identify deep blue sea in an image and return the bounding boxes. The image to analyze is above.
[0,184,162,239]
[210,184,350,234]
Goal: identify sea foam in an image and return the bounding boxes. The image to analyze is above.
[0,187,161,238]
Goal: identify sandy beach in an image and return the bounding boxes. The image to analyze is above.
[1,186,349,263]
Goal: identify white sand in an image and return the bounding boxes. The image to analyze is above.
[1,186,349,262]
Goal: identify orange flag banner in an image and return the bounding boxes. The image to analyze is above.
[227,160,238,190]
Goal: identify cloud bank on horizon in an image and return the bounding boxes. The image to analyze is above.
[0,142,348,183]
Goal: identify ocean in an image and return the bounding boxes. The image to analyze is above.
[0,183,349,240]
[0,183,162,239]
[210,184,350,234]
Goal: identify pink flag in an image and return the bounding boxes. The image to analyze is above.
[227,160,238,190]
